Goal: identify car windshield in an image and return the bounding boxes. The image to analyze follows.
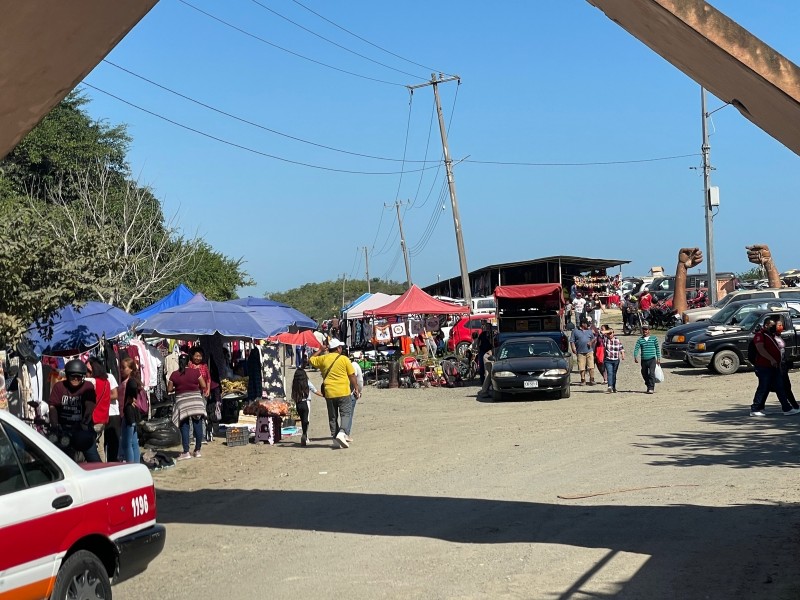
[737,312,766,330]
[711,302,769,324]
[713,294,735,309]
[499,339,560,359]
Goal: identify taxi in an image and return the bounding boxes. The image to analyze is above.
[0,409,165,599]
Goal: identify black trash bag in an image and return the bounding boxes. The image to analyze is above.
[140,417,182,448]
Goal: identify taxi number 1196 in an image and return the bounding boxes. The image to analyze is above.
[131,494,150,518]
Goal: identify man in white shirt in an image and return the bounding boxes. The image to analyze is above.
[348,355,364,443]
[572,293,587,327]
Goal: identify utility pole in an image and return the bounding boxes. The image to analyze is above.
[407,73,471,308]
[364,246,371,293]
[388,200,413,289]
[341,273,346,309]
[701,87,718,304]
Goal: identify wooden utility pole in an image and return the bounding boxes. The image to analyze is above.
[364,246,371,293]
[388,200,413,288]
[407,73,470,307]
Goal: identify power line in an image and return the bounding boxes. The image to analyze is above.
[410,95,437,209]
[348,246,361,279]
[102,60,440,164]
[463,154,701,166]
[81,83,442,175]
[177,0,406,87]
[393,93,414,203]
[290,0,450,76]
[247,0,427,81]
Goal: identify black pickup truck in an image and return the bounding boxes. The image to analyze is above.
[685,308,800,375]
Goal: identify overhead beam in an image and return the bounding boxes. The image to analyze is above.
[0,0,158,159]
[587,0,800,156]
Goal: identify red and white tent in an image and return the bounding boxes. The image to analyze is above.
[364,285,470,317]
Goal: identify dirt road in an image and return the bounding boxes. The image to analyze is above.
[116,313,800,599]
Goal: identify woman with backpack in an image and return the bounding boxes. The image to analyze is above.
[168,354,208,460]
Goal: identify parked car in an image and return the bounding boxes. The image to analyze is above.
[490,336,571,401]
[446,313,495,356]
[682,288,800,323]
[686,308,800,374]
[663,299,800,361]
[0,409,166,598]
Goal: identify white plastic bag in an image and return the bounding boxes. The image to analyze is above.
[654,364,665,383]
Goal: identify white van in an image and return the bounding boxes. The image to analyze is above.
[471,296,496,314]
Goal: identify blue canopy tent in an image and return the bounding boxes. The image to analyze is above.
[26,301,139,355]
[134,284,202,320]
[138,300,271,340]
[228,297,317,336]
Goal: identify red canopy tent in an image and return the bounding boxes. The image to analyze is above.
[273,329,322,349]
[494,283,563,306]
[364,285,470,317]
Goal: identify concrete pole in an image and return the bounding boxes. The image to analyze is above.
[701,87,718,304]
[395,201,413,288]
[364,246,371,293]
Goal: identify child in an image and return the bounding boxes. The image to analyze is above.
[291,368,323,446]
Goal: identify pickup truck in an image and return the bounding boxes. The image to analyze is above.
[663,299,800,362]
[0,409,165,599]
[494,284,571,365]
[686,308,800,375]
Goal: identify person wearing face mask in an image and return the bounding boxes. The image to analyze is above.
[750,317,800,417]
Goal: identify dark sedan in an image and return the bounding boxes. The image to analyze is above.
[662,299,800,361]
[490,337,570,401]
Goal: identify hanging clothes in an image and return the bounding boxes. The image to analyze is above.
[104,340,120,381]
[260,344,285,397]
[246,347,263,400]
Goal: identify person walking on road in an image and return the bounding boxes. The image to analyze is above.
[168,354,208,460]
[309,338,359,448]
[348,353,364,442]
[572,293,587,328]
[570,320,596,386]
[290,367,323,446]
[750,319,800,417]
[602,328,625,393]
[633,325,660,394]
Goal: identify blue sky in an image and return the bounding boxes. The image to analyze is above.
[79,0,800,296]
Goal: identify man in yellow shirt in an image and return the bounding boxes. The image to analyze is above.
[309,338,359,448]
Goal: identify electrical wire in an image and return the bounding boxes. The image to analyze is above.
[290,0,450,76]
[369,205,390,254]
[380,247,403,281]
[247,0,427,81]
[410,95,437,209]
[408,181,447,253]
[102,60,440,164]
[348,246,361,279]
[176,0,407,87]
[393,95,414,203]
[463,154,701,166]
[81,83,442,175]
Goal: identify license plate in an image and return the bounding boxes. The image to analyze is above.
[524,380,538,389]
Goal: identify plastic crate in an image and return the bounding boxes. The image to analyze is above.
[225,426,249,447]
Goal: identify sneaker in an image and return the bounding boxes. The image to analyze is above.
[192,450,202,458]
[750,410,767,417]
[783,408,800,416]
[646,389,654,394]
[335,431,350,448]
[588,381,595,386]
[346,435,353,443]
[301,434,307,446]
[606,388,612,394]
[177,452,192,461]
[612,388,618,393]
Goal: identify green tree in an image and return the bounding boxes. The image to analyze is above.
[267,279,406,322]
[174,241,254,302]
[1,91,130,202]
[737,266,764,281]
[0,196,107,345]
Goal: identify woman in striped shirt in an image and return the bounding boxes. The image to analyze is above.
[633,325,661,394]
[602,329,625,393]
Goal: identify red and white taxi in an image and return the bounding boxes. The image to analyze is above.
[0,409,165,599]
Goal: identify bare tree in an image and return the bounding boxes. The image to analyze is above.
[32,166,199,312]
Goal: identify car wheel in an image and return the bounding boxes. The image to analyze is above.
[683,357,690,366]
[492,389,504,402]
[51,550,111,600]
[712,350,740,375]
[455,342,470,358]
[560,385,571,399]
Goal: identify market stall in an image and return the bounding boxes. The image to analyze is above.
[574,272,622,307]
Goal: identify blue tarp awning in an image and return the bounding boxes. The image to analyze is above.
[134,284,197,320]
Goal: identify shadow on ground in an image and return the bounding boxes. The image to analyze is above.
[157,488,800,599]
[635,407,800,468]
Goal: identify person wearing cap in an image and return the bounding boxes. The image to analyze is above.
[633,325,661,394]
[48,359,101,462]
[310,338,359,448]
[570,319,596,385]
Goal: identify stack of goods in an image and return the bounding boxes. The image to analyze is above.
[221,378,248,396]
[243,398,289,417]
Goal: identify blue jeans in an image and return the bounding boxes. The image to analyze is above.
[180,416,204,453]
[119,423,140,463]
[605,359,620,390]
[752,366,792,412]
[326,395,353,437]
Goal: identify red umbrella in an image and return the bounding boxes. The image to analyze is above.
[275,329,322,349]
